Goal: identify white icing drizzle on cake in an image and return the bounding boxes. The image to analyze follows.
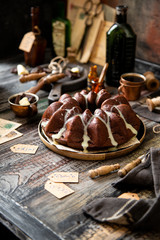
[51,109,70,141]
[51,127,66,140]
[47,110,118,152]
[80,92,88,109]
[80,115,93,152]
[95,111,118,147]
[113,106,137,135]
[43,94,138,152]
[95,91,101,105]
[41,120,49,127]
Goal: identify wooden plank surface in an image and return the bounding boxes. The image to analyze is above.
[0,56,160,239]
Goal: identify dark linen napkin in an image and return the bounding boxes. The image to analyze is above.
[132,89,160,122]
[83,148,160,231]
[132,103,160,122]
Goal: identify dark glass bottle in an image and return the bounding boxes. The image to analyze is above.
[106,5,136,87]
[24,7,47,67]
[51,1,71,57]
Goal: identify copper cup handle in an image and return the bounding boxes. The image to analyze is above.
[118,84,124,95]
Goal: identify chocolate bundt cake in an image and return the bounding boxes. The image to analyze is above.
[41,89,141,151]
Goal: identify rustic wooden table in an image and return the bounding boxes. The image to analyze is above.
[0,55,160,240]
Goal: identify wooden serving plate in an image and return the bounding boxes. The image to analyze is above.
[38,120,146,161]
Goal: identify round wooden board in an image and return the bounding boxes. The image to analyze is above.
[38,120,146,161]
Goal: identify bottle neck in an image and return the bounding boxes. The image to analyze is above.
[116,13,127,24]
[115,5,128,24]
[31,7,40,32]
[54,1,66,19]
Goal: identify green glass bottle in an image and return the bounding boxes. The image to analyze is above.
[51,1,71,57]
[106,5,136,87]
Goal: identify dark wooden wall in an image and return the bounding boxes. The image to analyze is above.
[0,0,67,59]
[1,0,160,66]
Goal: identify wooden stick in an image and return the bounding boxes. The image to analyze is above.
[26,79,45,94]
[88,163,120,178]
[118,155,144,177]
[44,73,65,84]
[146,97,160,112]
[94,63,109,93]
[19,72,47,83]
[98,63,109,85]
[26,73,65,94]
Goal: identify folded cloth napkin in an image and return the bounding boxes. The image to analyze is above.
[83,148,160,231]
[132,103,160,122]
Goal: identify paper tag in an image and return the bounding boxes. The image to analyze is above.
[0,118,22,138]
[118,192,139,200]
[48,172,79,183]
[0,130,23,144]
[10,144,38,154]
[19,32,35,52]
[45,180,74,199]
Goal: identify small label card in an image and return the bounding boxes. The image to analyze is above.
[0,130,23,144]
[10,144,38,154]
[0,118,22,138]
[19,32,35,52]
[45,180,74,199]
[48,172,79,183]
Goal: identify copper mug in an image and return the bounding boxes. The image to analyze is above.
[118,73,146,101]
[8,92,39,117]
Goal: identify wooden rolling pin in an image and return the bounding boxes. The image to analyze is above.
[26,73,65,94]
[118,155,145,177]
[19,72,47,83]
[88,163,120,178]
[146,96,160,112]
